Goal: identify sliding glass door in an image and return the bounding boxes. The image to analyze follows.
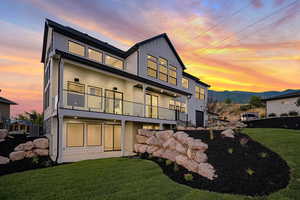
[104,124,121,151]
[145,94,158,118]
[105,90,123,114]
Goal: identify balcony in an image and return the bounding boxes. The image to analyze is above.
[62,90,187,121]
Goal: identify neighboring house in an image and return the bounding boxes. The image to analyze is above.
[41,19,210,163]
[9,119,31,134]
[0,96,17,129]
[263,91,300,117]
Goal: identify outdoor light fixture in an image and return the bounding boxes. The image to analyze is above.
[113,87,118,90]
[74,78,80,82]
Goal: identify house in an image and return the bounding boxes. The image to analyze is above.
[263,91,300,117]
[0,96,17,129]
[9,119,31,134]
[41,19,210,163]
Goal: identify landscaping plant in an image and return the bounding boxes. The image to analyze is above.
[184,173,194,181]
[228,148,234,154]
[280,113,288,117]
[165,159,173,166]
[268,113,276,117]
[246,168,255,176]
[259,152,268,158]
[173,163,179,172]
[288,111,298,116]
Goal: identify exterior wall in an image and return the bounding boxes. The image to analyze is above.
[0,103,10,120]
[138,37,183,89]
[266,97,300,117]
[179,76,208,126]
[125,50,138,75]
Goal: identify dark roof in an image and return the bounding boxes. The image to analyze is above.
[0,97,17,105]
[182,72,210,87]
[263,91,300,101]
[42,19,186,69]
[56,50,192,96]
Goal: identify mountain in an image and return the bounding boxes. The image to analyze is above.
[208,89,300,104]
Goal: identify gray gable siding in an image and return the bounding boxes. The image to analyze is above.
[138,37,183,89]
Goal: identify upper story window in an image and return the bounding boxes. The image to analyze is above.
[159,57,168,82]
[169,100,186,113]
[68,82,85,94]
[195,86,205,100]
[88,48,102,62]
[68,41,85,56]
[168,65,177,85]
[147,55,158,78]
[104,55,123,69]
[182,77,189,89]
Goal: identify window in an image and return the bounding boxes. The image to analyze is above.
[88,48,102,62]
[180,103,186,113]
[158,57,168,82]
[168,65,177,85]
[182,78,189,88]
[146,94,158,118]
[104,55,123,69]
[87,124,102,146]
[169,100,175,110]
[68,41,85,56]
[195,86,205,100]
[88,86,102,110]
[169,100,186,112]
[147,55,158,78]
[67,123,84,147]
[68,82,85,94]
[44,64,50,87]
[44,87,50,109]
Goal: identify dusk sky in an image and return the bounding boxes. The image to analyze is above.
[0,0,300,116]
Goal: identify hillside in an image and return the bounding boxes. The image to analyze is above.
[208,89,300,104]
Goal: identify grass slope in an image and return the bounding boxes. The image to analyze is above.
[0,128,299,200]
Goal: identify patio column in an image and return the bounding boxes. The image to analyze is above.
[121,120,126,156]
[159,123,163,130]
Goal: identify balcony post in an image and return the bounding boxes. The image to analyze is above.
[121,119,126,156]
[58,58,64,109]
[142,85,147,117]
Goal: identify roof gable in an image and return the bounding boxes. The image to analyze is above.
[0,97,17,105]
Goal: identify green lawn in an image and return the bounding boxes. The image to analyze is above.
[1,128,300,200]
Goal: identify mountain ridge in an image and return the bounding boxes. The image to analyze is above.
[208,89,300,104]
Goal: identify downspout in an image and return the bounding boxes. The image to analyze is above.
[55,56,62,163]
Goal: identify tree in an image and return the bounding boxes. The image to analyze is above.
[15,110,43,125]
[224,98,232,104]
[296,98,300,107]
[249,96,264,108]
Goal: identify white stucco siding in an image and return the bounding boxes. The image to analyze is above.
[138,37,183,89]
[266,97,300,116]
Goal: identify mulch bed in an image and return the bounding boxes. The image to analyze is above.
[139,130,290,196]
[0,135,53,176]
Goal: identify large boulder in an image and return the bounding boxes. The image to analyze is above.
[175,155,188,166]
[221,129,235,138]
[146,146,159,154]
[0,156,9,165]
[194,152,208,163]
[162,137,177,150]
[25,150,36,158]
[33,138,49,149]
[187,139,208,151]
[152,148,165,157]
[175,142,187,154]
[185,159,199,173]
[14,143,25,151]
[176,126,185,130]
[198,163,217,180]
[0,129,8,139]
[156,130,173,142]
[136,135,148,144]
[173,131,189,144]
[138,129,156,137]
[161,149,179,162]
[146,136,161,146]
[33,149,49,156]
[134,144,148,153]
[24,141,34,151]
[9,151,25,161]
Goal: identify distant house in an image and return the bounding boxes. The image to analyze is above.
[9,119,31,134]
[263,91,300,117]
[0,96,17,128]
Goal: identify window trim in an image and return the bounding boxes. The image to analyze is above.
[195,86,205,100]
[147,55,158,78]
[66,123,85,147]
[182,77,189,89]
[168,65,177,85]
[68,40,85,57]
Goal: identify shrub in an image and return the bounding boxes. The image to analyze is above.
[224,98,232,104]
[259,152,268,158]
[165,159,173,166]
[184,173,194,181]
[173,163,179,172]
[240,137,249,146]
[268,113,276,117]
[228,148,234,154]
[157,158,164,163]
[246,168,255,176]
[31,156,39,165]
[296,98,300,107]
[249,96,264,108]
[289,111,298,116]
[260,113,266,118]
[240,104,252,111]
[280,113,288,117]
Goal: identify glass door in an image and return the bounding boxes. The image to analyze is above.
[104,124,121,151]
[105,90,123,114]
[145,94,158,118]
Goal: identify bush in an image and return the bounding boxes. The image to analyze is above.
[165,159,173,166]
[249,96,264,108]
[268,113,276,117]
[228,148,234,154]
[280,113,288,117]
[296,98,300,107]
[259,152,268,158]
[224,98,232,104]
[173,163,179,172]
[260,113,266,118]
[289,111,298,116]
[184,173,193,181]
[240,104,252,111]
[246,168,255,176]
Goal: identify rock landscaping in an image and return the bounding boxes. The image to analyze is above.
[135,128,290,196]
[0,129,52,176]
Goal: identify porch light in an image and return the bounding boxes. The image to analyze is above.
[160,89,164,93]
[74,116,78,119]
